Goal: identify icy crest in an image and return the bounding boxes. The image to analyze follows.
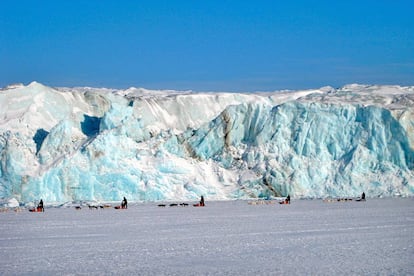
[0,82,413,202]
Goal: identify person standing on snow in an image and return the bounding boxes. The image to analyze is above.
[200,196,205,206]
[121,197,128,209]
[37,199,44,212]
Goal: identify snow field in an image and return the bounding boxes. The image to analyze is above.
[0,198,413,275]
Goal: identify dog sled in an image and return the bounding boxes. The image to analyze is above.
[29,206,44,212]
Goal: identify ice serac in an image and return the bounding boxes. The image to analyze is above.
[0,83,413,202]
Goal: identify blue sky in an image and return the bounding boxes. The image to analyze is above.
[1,1,413,91]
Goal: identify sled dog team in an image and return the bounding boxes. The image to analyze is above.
[28,195,207,212]
[26,193,366,212]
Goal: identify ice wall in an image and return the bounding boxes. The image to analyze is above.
[0,82,413,202]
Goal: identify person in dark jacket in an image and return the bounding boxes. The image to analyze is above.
[286,195,291,204]
[37,199,44,212]
[121,197,128,209]
[200,196,205,206]
[356,192,366,201]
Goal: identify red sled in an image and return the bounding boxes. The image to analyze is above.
[193,203,205,207]
[29,207,44,212]
[114,206,127,209]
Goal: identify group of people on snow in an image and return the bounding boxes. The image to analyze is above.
[31,192,367,213]
[33,195,203,211]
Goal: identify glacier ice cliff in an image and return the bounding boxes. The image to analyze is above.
[0,82,413,202]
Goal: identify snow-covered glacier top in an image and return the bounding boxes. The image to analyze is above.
[0,82,413,203]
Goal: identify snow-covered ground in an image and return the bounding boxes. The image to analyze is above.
[0,198,413,275]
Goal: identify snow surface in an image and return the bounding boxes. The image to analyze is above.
[0,82,413,203]
[0,198,413,275]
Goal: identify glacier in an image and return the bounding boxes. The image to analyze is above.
[0,82,413,203]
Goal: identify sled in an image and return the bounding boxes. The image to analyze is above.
[114,206,127,209]
[193,203,205,207]
[29,207,44,212]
